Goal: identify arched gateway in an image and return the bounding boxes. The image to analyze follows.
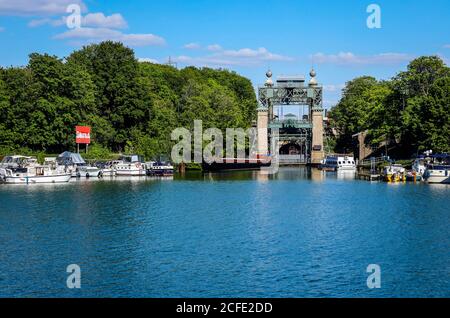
[256,69,325,165]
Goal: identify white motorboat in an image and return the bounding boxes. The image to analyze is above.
[0,165,71,184]
[57,151,103,178]
[321,155,356,171]
[423,154,450,184]
[100,160,123,177]
[146,161,174,176]
[0,155,38,169]
[383,164,406,182]
[412,157,427,177]
[115,155,146,176]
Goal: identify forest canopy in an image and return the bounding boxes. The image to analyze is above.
[0,41,257,159]
[328,56,450,157]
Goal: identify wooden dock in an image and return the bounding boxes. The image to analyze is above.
[357,172,382,181]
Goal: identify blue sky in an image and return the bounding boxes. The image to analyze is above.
[1,0,449,108]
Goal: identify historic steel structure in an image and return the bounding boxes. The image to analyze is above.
[257,69,324,165]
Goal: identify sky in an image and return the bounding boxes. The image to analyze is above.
[0,0,450,108]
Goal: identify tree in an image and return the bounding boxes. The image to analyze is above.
[329,56,450,157]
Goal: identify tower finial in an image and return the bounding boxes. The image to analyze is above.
[265,69,273,86]
[309,67,317,86]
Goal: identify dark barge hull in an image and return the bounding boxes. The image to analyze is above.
[202,159,271,172]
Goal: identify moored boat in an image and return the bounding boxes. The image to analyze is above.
[383,164,406,182]
[423,153,450,184]
[0,155,38,169]
[57,151,103,178]
[201,156,272,172]
[0,165,71,184]
[320,155,356,171]
[96,160,123,177]
[115,155,146,176]
[146,161,174,176]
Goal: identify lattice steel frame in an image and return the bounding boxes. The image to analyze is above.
[258,86,323,109]
[258,83,323,163]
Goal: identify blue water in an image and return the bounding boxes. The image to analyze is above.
[0,168,449,297]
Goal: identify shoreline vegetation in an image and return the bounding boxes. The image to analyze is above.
[329,56,450,157]
[0,41,449,163]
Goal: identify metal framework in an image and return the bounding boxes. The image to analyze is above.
[257,71,323,164]
[258,86,323,108]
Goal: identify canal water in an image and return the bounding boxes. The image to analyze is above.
[0,168,449,297]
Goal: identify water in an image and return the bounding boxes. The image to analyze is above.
[0,168,449,297]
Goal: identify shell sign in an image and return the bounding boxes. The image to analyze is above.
[75,126,91,144]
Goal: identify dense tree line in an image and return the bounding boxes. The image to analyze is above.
[0,41,257,159]
[329,56,450,157]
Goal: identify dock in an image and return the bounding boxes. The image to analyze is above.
[357,172,382,181]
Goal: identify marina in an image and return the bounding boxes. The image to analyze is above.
[0,151,175,184]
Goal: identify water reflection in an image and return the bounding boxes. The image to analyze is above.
[336,170,357,180]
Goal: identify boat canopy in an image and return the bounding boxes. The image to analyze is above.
[57,151,86,165]
[119,154,144,163]
[432,153,450,159]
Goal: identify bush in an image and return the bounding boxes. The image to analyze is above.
[83,144,114,160]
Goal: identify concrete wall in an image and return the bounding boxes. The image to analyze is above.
[257,108,268,155]
[311,108,325,164]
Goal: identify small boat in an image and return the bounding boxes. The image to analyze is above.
[320,155,356,171]
[405,157,427,182]
[383,164,406,182]
[0,155,37,169]
[0,165,71,184]
[57,151,103,178]
[115,155,146,176]
[406,171,422,182]
[146,161,174,176]
[97,160,122,177]
[423,153,450,184]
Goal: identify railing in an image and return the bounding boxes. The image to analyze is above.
[271,119,310,124]
[278,155,308,164]
[358,156,390,167]
[269,119,312,129]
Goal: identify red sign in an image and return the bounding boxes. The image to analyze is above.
[76,126,91,144]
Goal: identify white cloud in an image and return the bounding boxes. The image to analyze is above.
[221,47,292,61]
[54,27,166,47]
[29,12,127,29]
[138,57,159,64]
[82,13,127,29]
[0,26,4,32]
[0,0,87,16]
[28,17,65,27]
[207,44,222,51]
[311,52,411,65]
[184,42,200,50]
[174,46,294,67]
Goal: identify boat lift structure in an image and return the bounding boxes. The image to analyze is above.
[256,69,325,165]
